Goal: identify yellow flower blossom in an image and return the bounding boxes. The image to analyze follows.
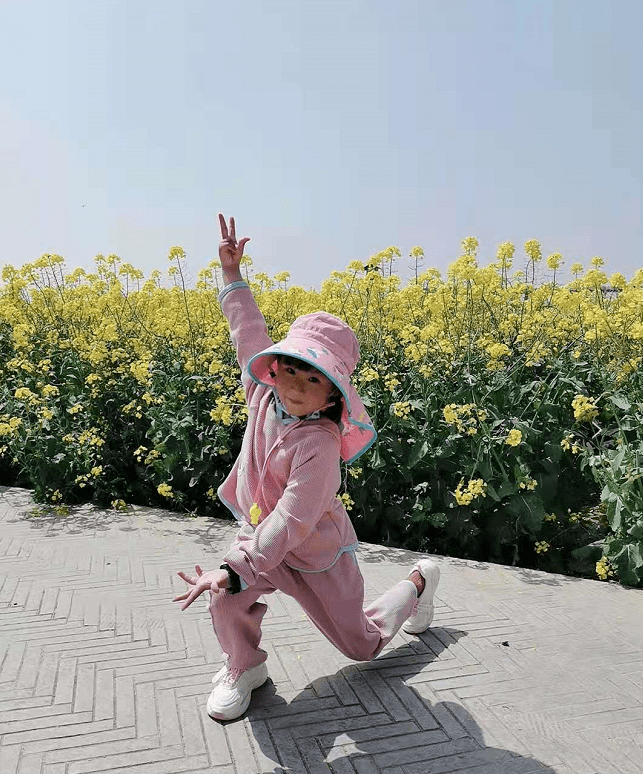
[157,483,173,498]
[454,478,487,505]
[336,492,353,511]
[249,502,262,525]
[505,429,522,447]
[41,384,60,398]
[391,401,412,418]
[384,376,400,392]
[596,556,615,580]
[359,366,379,383]
[571,395,599,422]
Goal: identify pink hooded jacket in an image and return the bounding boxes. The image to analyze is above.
[217,282,359,590]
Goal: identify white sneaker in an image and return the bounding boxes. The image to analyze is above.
[402,559,440,634]
[206,662,269,721]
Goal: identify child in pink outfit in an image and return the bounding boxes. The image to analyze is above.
[174,215,440,721]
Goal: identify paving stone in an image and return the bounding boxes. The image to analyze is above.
[2,485,643,773]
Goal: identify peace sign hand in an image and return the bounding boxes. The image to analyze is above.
[173,565,229,611]
[218,213,251,280]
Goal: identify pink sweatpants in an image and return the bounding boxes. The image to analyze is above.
[209,552,418,671]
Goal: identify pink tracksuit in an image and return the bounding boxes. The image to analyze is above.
[211,282,418,671]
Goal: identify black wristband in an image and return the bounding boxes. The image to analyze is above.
[220,564,242,594]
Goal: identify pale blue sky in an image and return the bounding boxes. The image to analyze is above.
[1,0,640,290]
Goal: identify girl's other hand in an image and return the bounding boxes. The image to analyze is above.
[173,565,229,611]
[218,214,250,280]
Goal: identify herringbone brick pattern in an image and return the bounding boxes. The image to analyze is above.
[1,486,643,773]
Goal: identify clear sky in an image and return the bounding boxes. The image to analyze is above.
[1,0,641,291]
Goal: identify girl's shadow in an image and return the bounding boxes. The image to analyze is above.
[227,627,558,773]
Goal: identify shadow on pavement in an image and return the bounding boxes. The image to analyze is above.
[213,635,557,774]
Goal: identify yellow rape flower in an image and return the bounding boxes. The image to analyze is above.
[505,429,522,447]
[14,387,36,401]
[443,404,458,424]
[249,502,262,525]
[130,360,151,383]
[359,366,379,383]
[0,417,22,437]
[336,492,353,511]
[41,384,60,398]
[596,556,615,580]
[157,483,173,498]
[454,478,487,505]
[519,478,537,490]
[546,253,563,270]
[391,401,412,418]
[571,395,598,422]
[384,376,400,392]
[210,397,234,426]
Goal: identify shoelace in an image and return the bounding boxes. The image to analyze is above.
[222,667,245,686]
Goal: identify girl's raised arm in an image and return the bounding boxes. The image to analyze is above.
[217,213,273,395]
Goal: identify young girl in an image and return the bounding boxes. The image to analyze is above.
[174,214,440,722]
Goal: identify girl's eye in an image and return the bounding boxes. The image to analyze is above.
[309,377,319,383]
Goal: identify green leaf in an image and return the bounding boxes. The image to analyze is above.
[497,479,515,499]
[505,493,545,533]
[543,441,563,464]
[369,446,386,470]
[428,511,447,527]
[610,447,626,472]
[408,439,430,467]
[485,482,501,502]
[611,542,643,587]
[608,393,631,412]
[608,496,623,532]
[385,504,405,521]
[627,520,643,541]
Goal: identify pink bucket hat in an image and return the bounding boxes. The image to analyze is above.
[247,312,377,464]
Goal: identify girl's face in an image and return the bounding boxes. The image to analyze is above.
[273,358,338,418]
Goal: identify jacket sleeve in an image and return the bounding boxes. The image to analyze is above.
[219,281,273,395]
[221,429,342,587]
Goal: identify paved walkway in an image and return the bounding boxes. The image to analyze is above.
[1,485,643,774]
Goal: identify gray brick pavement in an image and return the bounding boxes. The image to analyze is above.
[1,485,643,773]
